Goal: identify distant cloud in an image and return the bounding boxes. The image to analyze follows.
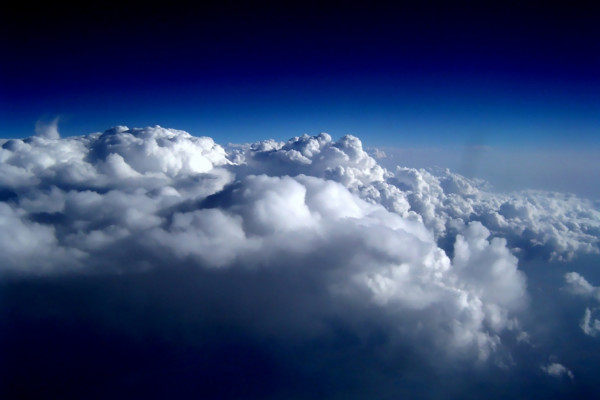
[580,308,600,337]
[541,362,574,380]
[367,147,387,159]
[565,272,600,301]
[565,272,600,337]
[238,133,600,261]
[376,145,600,200]
[34,117,61,139]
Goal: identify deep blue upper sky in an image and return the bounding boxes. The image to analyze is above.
[1,2,599,148]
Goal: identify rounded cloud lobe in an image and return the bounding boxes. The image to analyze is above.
[1,127,599,398]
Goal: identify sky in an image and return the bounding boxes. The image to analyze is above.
[2,3,599,148]
[2,2,600,399]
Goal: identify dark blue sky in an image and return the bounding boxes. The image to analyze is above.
[2,2,599,147]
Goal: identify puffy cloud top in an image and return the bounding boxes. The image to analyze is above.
[0,126,228,191]
[1,126,598,366]
[231,133,387,188]
[234,133,600,261]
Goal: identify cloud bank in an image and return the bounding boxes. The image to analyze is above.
[1,126,599,398]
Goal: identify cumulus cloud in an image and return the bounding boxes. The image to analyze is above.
[541,362,574,380]
[0,127,532,359]
[234,134,600,261]
[565,272,600,301]
[565,272,600,337]
[2,126,600,398]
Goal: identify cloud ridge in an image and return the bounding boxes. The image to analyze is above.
[1,126,599,366]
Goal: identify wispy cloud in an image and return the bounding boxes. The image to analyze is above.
[34,116,61,139]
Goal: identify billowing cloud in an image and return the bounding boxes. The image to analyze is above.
[1,126,599,398]
[0,127,528,356]
[234,133,600,261]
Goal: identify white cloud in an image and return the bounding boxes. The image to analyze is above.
[367,147,387,159]
[231,133,387,189]
[35,117,61,139]
[236,134,600,261]
[0,202,84,273]
[580,308,600,337]
[2,126,600,371]
[541,362,574,380]
[565,272,600,337]
[141,172,525,359]
[565,272,600,301]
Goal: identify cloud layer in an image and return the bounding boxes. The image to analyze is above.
[1,126,599,398]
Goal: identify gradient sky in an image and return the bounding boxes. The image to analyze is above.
[1,3,599,149]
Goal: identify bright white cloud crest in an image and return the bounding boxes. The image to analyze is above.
[1,126,599,363]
